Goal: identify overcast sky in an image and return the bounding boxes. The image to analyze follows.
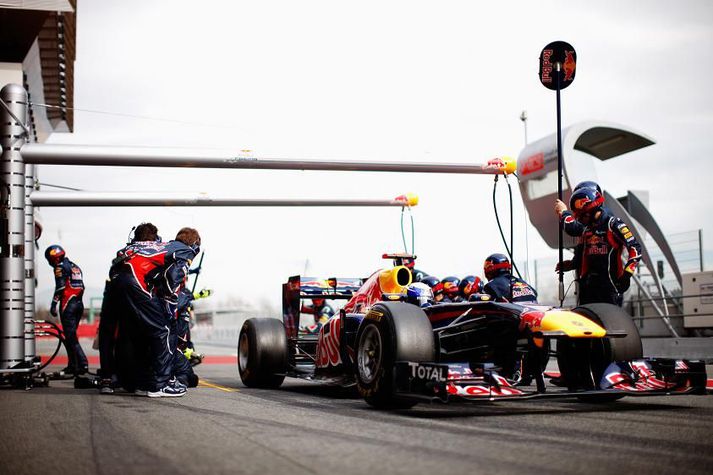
[33,0,713,312]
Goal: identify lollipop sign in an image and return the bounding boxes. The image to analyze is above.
[539,41,576,90]
[539,40,576,305]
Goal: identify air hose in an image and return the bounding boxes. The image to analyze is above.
[492,174,523,279]
[400,205,415,255]
[33,320,65,372]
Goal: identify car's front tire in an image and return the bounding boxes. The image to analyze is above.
[557,303,642,402]
[355,302,435,409]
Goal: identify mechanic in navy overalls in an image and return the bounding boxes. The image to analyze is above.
[98,222,160,393]
[300,298,336,333]
[555,183,641,306]
[482,253,538,303]
[46,245,89,375]
[110,227,200,397]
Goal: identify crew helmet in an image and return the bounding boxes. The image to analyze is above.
[569,186,605,219]
[459,275,484,298]
[440,276,461,298]
[573,180,602,194]
[420,275,440,289]
[44,245,65,266]
[484,253,511,280]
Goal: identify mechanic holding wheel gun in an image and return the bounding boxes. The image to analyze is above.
[554,181,642,306]
[45,245,89,376]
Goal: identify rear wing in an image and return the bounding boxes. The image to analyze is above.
[282,275,363,339]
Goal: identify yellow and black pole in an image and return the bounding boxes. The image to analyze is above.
[539,41,576,305]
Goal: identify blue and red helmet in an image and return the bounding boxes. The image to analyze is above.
[420,275,440,289]
[573,180,602,194]
[440,276,461,298]
[459,275,484,298]
[484,253,511,280]
[569,186,604,219]
[44,244,65,265]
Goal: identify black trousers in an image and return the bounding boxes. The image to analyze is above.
[171,318,198,388]
[98,281,119,379]
[112,274,173,391]
[578,275,623,307]
[60,298,88,370]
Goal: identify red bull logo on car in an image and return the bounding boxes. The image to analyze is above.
[316,315,342,368]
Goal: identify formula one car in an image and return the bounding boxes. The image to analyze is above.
[237,256,707,408]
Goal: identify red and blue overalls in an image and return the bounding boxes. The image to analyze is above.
[569,210,642,306]
[52,257,88,371]
[108,240,196,391]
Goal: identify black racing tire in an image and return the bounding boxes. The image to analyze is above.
[557,303,642,402]
[355,302,435,409]
[238,318,288,389]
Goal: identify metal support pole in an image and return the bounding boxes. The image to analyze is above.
[22,143,513,175]
[1,84,28,370]
[24,163,36,363]
[699,229,704,272]
[29,192,420,207]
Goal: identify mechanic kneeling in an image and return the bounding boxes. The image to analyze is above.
[109,226,201,397]
[483,253,538,303]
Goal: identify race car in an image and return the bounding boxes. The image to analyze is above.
[237,256,708,408]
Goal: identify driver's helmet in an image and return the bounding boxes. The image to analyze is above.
[484,253,511,280]
[406,282,434,308]
[459,275,484,298]
[44,244,65,266]
[569,186,604,220]
[440,276,461,299]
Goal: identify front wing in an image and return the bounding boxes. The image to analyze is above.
[393,359,708,403]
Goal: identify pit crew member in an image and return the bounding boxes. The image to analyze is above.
[556,187,642,306]
[483,253,538,303]
[300,297,336,333]
[110,227,201,397]
[45,245,88,375]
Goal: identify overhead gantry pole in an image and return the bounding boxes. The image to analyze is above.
[29,192,421,207]
[22,143,516,175]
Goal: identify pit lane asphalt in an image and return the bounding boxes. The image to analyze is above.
[2,362,713,475]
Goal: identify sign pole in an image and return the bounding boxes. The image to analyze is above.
[539,41,576,306]
[555,62,565,304]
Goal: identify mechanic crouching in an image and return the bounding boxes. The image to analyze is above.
[300,297,336,333]
[98,222,160,393]
[108,226,202,397]
[483,253,538,304]
[171,285,212,388]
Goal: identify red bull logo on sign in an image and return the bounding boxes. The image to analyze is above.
[564,50,576,81]
[540,49,554,84]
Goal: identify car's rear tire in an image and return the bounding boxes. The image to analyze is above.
[557,303,642,402]
[355,302,435,409]
[238,318,287,388]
